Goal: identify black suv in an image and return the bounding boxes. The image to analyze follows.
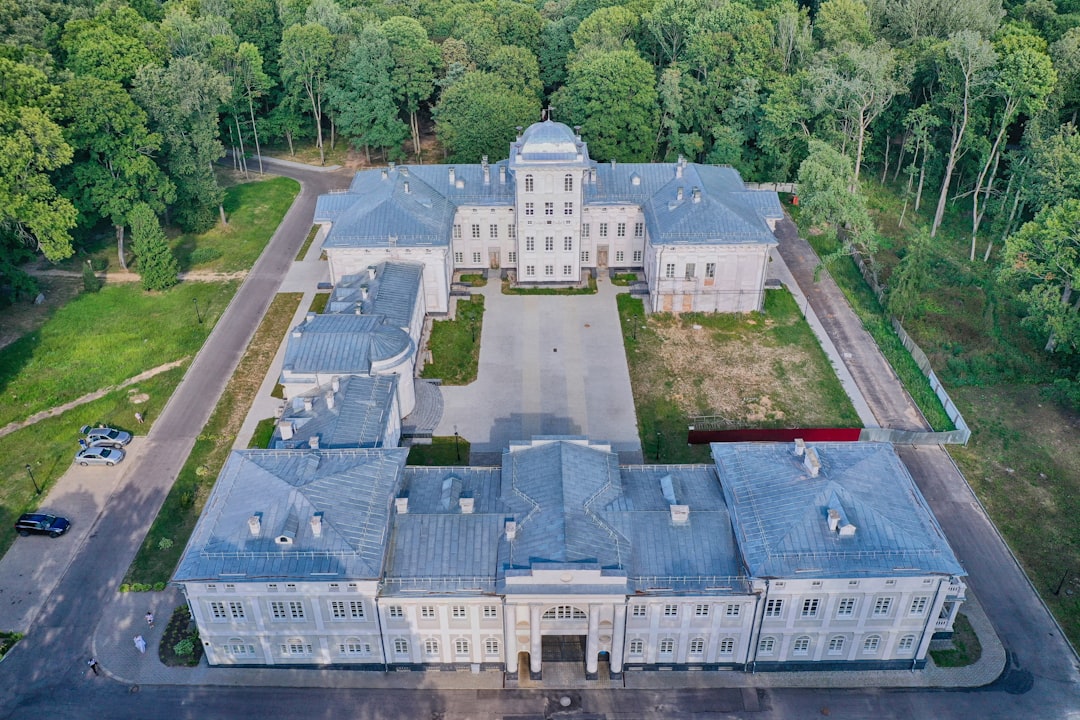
[14,513,70,538]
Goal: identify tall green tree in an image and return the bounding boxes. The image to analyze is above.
[61,76,174,270]
[485,46,543,101]
[279,22,334,164]
[553,49,658,162]
[434,71,541,163]
[382,17,440,160]
[60,3,162,85]
[129,202,179,291]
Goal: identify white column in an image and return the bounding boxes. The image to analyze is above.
[610,604,627,674]
[504,606,516,672]
[529,605,542,675]
[586,605,600,676]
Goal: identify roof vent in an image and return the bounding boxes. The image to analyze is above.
[331,376,340,393]
[395,495,409,514]
[611,159,616,168]
[309,435,320,450]
[388,162,395,171]
[456,178,464,189]
[481,155,488,166]
[505,519,517,540]
[670,505,690,525]
[794,438,806,457]
[677,187,684,201]
[828,508,841,532]
[483,165,490,185]
[278,421,294,441]
[403,181,410,194]
[399,166,408,177]
[803,447,820,477]
[692,187,701,203]
[676,163,683,179]
[381,168,388,180]
[325,391,335,410]
[659,474,677,505]
[310,511,323,538]
[292,329,302,338]
[448,167,455,183]
[303,397,313,412]
[631,174,640,186]
[248,513,262,536]
[460,495,475,514]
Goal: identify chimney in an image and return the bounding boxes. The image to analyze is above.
[803,447,821,477]
[828,508,841,532]
[574,125,582,140]
[692,187,701,203]
[460,496,475,514]
[839,522,857,537]
[388,162,395,171]
[675,163,683,179]
[248,513,262,536]
[400,166,408,177]
[794,438,806,457]
[449,167,455,183]
[303,397,313,412]
[611,159,616,169]
[331,377,340,393]
[310,512,323,537]
[395,496,409,514]
[483,165,490,185]
[482,155,489,166]
[670,505,690,525]
[309,435,320,449]
[500,166,506,183]
[278,421,294,441]
[677,187,684,201]
[505,519,517,540]
[325,391,335,410]
[381,168,388,180]
[403,181,410,194]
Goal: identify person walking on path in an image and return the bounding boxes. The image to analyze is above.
[134,635,146,654]
[145,611,154,629]
[87,658,99,675]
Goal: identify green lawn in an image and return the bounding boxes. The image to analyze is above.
[420,295,484,385]
[0,281,236,428]
[296,225,320,261]
[406,436,472,465]
[172,177,299,273]
[929,614,981,668]
[501,276,598,295]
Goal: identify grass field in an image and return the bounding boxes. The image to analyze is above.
[420,295,484,385]
[406,436,473,465]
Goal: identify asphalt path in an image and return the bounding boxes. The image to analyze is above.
[2,176,1079,719]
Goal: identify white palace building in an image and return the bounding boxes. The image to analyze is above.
[171,121,965,678]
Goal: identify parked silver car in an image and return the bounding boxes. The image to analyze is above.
[75,446,125,466]
[80,425,132,448]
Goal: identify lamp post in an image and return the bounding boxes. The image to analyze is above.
[25,464,40,495]
[656,430,663,462]
[193,297,203,324]
[454,425,461,462]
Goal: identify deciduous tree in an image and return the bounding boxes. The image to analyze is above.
[279,22,334,164]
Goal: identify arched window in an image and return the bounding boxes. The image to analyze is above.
[393,638,409,655]
[564,174,573,192]
[543,605,586,619]
[792,636,811,656]
[628,639,644,655]
[226,637,254,656]
[525,175,534,192]
[719,638,735,654]
[897,635,916,653]
[658,638,675,655]
[484,638,500,656]
[454,638,470,656]
[340,637,369,656]
[758,636,775,655]
[424,638,439,655]
[862,635,881,653]
[689,638,705,655]
[827,636,845,655]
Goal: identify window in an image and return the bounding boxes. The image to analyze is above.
[289,601,305,620]
[801,598,820,618]
[633,250,642,263]
[764,599,784,618]
[347,583,359,592]
[454,638,470,656]
[525,202,534,216]
[544,202,554,216]
[811,581,823,588]
[525,265,535,276]
[659,638,675,654]
[886,579,896,586]
[793,636,811,656]
[689,638,705,654]
[524,175,534,192]
[340,638,370,655]
[393,638,408,655]
[725,604,740,618]
[328,583,340,592]
[564,202,574,215]
[617,222,626,237]
[758,637,775,655]
[454,252,464,264]
[629,639,644,655]
[863,635,881,653]
[615,250,624,263]
[564,237,573,251]
[424,638,440,655]
[526,238,535,251]
[452,606,467,619]
[264,583,275,592]
[849,580,860,587]
[420,606,436,619]
[270,601,286,620]
[563,265,572,275]
[472,252,481,264]
[487,224,497,239]
[543,606,586,619]
[685,263,695,279]
[348,601,365,619]
[837,597,857,617]
[828,636,846,655]
[582,224,590,238]
[229,602,245,620]
[719,638,735,654]
[705,262,716,278]
[388,606,404,619]
[665,263,675,278]
[634,222,644,238]
[663,604,678,617]
[581,251,589,262]
[564,174,573,192]
[508,251,517,263]
[471,224,480,239]
[331,601,347,619]
[224,583,235,593]
[632,605,647,618]
[545,237,554,251]
[483,605,498,619]
[281,639,312,656]
[545,265,554,276]
[287,583,298,592]
[873,597,893,617]
[897,635,916,653]
[599,223,608,238]
[909,597,929,616]
[210,601,226,620]
[225,639,254,656]
[484,638,500,656]
[453,224,462,239]
[694,604,709,617]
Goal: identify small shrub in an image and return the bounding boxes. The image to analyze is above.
[157,537,174,551]
[189,247,224,265]
[0,632,24,659]
[179,491,193,509]
[119,583,131,593]
[82,262,102,293]
[153,581,167,591]
[173,638,194,657]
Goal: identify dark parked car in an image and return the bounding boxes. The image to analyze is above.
[15,513,70,538]
[80,425,132,448]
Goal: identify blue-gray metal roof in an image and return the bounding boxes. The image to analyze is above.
[712,442,965,579]
[173,448,408,582]
[281,314,412,376]
[328,261,423,330]
[274,375,398,449]
[407,163,516,205]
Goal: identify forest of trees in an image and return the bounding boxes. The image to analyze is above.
[2,0,1080,387]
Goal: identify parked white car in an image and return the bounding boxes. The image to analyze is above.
[80,425,132,448]
[75,446,125,467]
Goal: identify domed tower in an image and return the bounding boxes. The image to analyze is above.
[509,120,592,283]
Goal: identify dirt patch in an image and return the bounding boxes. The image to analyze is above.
[0,276,83,350]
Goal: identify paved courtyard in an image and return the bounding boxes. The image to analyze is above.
[435,277,643,463]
